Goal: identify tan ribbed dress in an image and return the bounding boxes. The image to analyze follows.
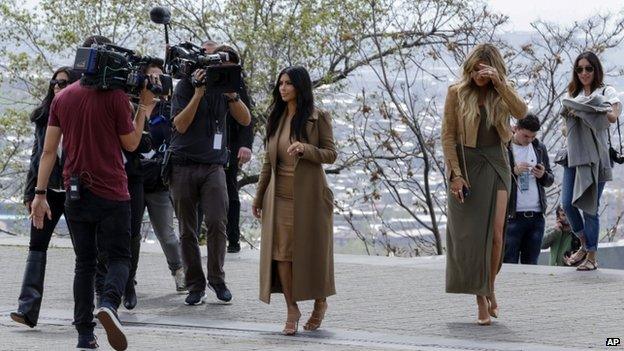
[272,114,296,261]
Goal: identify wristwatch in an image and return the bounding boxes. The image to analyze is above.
[226,93,240,103]
[34,188,47,195]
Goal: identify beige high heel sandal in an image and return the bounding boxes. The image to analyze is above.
[282,311,301,336]
[303,301,328,331]
[486,295,499,318]
[477,296,491,326]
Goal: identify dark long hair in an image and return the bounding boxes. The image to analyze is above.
[567,51,604,97]
[265,66,314,143]
[30,66,79,123]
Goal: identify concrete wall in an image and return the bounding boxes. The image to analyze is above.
[538,240,624,269]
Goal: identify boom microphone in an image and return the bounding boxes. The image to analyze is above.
[150,6,171,25]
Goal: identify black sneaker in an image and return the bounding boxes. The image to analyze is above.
[76,334,98,350]
[184,291,207,306]
[227,244,241,253]
[208,282,232,302]
[123,282,137,310]
[95,307,127,351]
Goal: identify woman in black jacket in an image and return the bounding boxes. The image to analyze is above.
[11,67,79,327]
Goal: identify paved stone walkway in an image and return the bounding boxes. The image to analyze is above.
[1,236,622,350]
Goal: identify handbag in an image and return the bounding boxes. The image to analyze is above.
[608,118,624,164]
[554,147,568,166]
[598,86,624,165]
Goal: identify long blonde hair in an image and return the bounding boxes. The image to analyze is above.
[456,44,510,129]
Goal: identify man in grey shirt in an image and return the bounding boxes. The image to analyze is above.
[170,64,251,306]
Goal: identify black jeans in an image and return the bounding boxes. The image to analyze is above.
[503,213,546,265]
[65,189,131,335]
[225,157,241,247]
[96,180,143,294]
[28,190,66,252]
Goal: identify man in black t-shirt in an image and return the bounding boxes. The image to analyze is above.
[202,42,255,253]
[169,63,251,305]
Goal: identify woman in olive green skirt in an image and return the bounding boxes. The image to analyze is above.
[441,44,527,325]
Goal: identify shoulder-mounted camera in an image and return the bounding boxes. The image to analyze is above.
[150,6,242,93]
[73,43,173,97]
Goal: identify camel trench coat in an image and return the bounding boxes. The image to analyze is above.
[253,109,337,303]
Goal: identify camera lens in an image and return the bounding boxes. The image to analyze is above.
[149,83,163,95]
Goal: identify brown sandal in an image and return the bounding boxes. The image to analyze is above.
[576,259,598,271]
[303,301,327,331]
[566,248,587,266]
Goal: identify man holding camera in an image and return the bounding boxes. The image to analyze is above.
[169,50,251,306]
[503,114,555,265]
[30,35,157,351]
[203,41,255,253]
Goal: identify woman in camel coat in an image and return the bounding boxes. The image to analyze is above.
[253,66,336,335]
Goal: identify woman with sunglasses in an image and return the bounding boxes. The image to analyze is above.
[11,67,79,327]
[560,52,620,271]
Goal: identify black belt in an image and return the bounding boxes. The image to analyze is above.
[515,211,542,218]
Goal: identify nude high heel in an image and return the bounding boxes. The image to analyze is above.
[486,295,499,318]
[303,300,327,331]
[282,311,301,335]
[476,296,491,326]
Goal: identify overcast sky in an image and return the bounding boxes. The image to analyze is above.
[21,0,624,32]
[488,0,624,31]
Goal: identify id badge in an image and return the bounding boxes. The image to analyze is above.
[213,133,223,150]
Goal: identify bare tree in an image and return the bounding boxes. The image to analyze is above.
[336,1,506,255]
[2,1,624,246]
[339,8,624,256]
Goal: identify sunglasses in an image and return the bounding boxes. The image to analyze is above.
[50,79,69,88]
[575,65,594,74]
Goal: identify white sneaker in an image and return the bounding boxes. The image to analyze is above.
[174,267,187,294]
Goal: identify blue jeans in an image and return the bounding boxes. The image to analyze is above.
[504,214,545,264]
[65,189,131,335]
[143,191,183,274]
[561,166,605,252]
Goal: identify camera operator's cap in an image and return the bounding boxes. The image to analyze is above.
[81,35,113,47]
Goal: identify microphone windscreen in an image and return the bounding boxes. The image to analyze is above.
[150,7,171,25]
